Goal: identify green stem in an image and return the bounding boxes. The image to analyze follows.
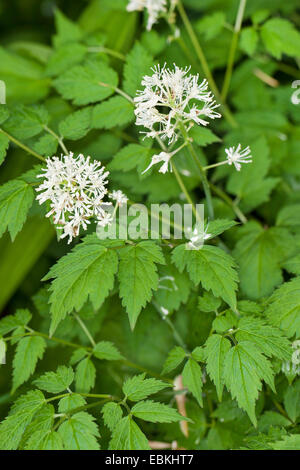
[203,161,227,171]
[189,144,215,219]
[209,182,247,224]
[176,0,237,128]
[115,87,134,104]
[177,0,217,96]
[154,134,199,219]
[6,329,173,382]
[221,0,247,101]
[179,123,215,220]
[43,125,68,154]
[121,359,173,384]
[172,162,198,218]
[73,313,96,348]
[53,398,113,431]
[21,329,93,351]
[88,46,126,61]
[272,398,292,422]
[0,128,46,162]
[153,301,187,350]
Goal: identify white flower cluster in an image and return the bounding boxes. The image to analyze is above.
[225,144,252,171]
[36,153,112,243]
[109,190,128,206]
[134,65,221,143]
[127,0,167,31]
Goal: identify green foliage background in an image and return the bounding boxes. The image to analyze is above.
[0,0,300,450]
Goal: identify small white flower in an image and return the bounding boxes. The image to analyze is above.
[36,153,111,243]
[142,151,172,174]
[225,144,252,171]
[161,306,169,316]
[186,224,211,250]
[127,0,145,10]
[134,64,221,143]
[127,0,167,31]
[97,212,113,228]
[109,190,128,206]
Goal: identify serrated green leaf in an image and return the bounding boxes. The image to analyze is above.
[131,400,185,423]
[92,96,134,130]
[59,107,92,140]
[198,291,221,313]
[93,341,123,361]
[0,180,34,241]
[182,358,203,407]
[224,341,275,426]
[118,241,165,329]
[284,380,300,422]
[0,390,45,450]
[207,219,237,239]
[12,336,46,392]
[45,43,86,77]
[75,358,96,393]
[233,223,294,300]
[109,416,150,450]
[123,42,153,97]
[53,9,83,47]
[190,126,221,147]
[58,411,100,450]
[102,402,123,431]
[271,434,300,450]
[261,18,300,59]
[34,366,74,393]
[36,431,64,450]
[235,316,291,361]
[205,334,231,401]
[276,204,300,230]
[58,394,86,413]
[212,311,236,334]
[266,277,300,338]
[108,143,152,174]
[258,411,290,432]
[3,104,48,140]
[191,346,205,362]
[123,373,170,401]
[240,27,258,56]
[172,244,238,311]
[69,348,88,366]
[0,309,31,336]
[44,237,118,335]
[32,133,58,156]
[162,346,186,375]
[282,254,300,275]
[23,405,54,450]
[196,12,225,40]
[54,59,118,106]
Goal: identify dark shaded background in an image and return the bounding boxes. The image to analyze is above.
[0,0,86,42]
